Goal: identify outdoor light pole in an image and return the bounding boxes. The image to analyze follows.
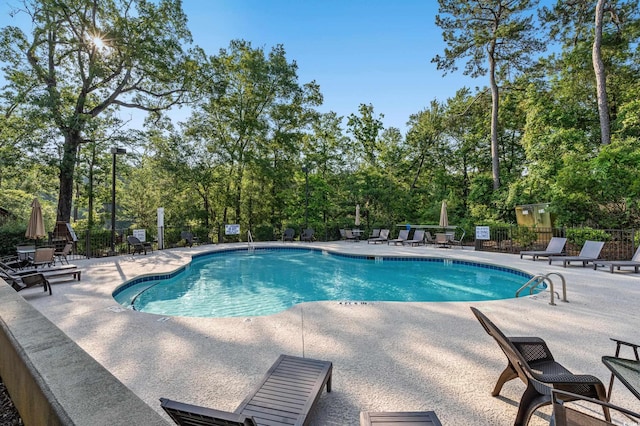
[301,166,309,229]
[110,147,126,255]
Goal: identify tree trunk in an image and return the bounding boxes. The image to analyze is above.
[489,51,501,190]
[593,0,611,145]
[56,131,81,222]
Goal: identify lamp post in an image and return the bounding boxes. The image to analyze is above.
[301,166,309,229]
[110,147,126,255]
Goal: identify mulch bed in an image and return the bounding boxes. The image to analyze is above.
[0,377,22,426]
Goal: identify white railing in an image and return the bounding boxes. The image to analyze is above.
[247,230,255,252]
[515,272,567,306]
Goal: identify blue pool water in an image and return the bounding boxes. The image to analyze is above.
[113,248,533,318]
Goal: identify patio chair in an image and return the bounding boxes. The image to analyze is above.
[368,229,389,244]
[548,240,605,267]
[424,231,436,245]
[160,354,332,426]
[435,233,450,248]
[403,230,425,246]
[368,229,380,239]
[127,236,151,255]
[388,229,409,245]
[470,307,609,426]
[301,228,314,242]
[283,228,295,242]
[29,247,55,268]
[449,229,466,248]
[180,231,199,247]
[520,237,567,261]
[551,389,640,426]
[344,229,358,242]
[593,244,640,273]
[1,269,51,295]
[54,242,73,265]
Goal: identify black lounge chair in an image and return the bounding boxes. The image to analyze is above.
[551,389,640,426]
[520,237,567,261]
[388,229,409,245]
[470,307,609,426]
[403,230,425,246]
[300,228,314,242]
[161,354,332,426]
[593,244,640,273]
[548,240,604,267]
[368,229,389,244]
[127,236,152,255]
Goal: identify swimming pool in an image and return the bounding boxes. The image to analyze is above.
[113,248,534,317]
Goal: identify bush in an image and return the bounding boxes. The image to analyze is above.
[566,227,611,247]
[0,220,28,257]
[512,226,538,248]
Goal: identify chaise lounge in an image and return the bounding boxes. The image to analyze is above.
[593,244,640,273]
[520,237,567,261]
[470,307,609,426]
[548,240,604,267]
[160,354,332,426]
[403,230,425,246]
[368,229,389,244]
[388,229,409,245]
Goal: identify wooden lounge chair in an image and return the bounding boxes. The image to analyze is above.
[283,228,295,242]
[127,236,152,255]
[368,229,389,244]
[551,389,640,426]
[520,237,567,260]
[548,240,605,267]
[160,354,332,426]
[403,230,425,246]
[593,244,640,273]
[470,307,609,426]
[360,411,442,425]
[388,229,409,245]
[300,228,315,242]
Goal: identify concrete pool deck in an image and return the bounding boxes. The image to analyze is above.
[17,241,640,425]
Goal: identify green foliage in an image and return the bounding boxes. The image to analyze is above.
[566,227,611,247]
[512,226,538,249]
[0,219,28,257]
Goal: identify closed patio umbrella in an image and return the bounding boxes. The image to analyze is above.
[25,198,46,240]
[355,204,360,226]
[439,200,448,228]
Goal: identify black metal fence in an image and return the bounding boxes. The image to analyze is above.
[5,225,639,262]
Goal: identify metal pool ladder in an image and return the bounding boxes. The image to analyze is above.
[516,272,567,306]
[247,230,255,252]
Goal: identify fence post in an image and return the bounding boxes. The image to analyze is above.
[85,229,91,259]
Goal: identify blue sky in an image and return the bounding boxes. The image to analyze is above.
[181,1,482,132]
[0,1,494,132]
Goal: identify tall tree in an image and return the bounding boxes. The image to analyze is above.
[541,0,639,145]
[0,0,197,222]
[433,0,543,190]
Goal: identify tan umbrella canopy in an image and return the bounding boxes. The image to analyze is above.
[355,204,360,226]
[25,198,46,240]
[439,200,448,228]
